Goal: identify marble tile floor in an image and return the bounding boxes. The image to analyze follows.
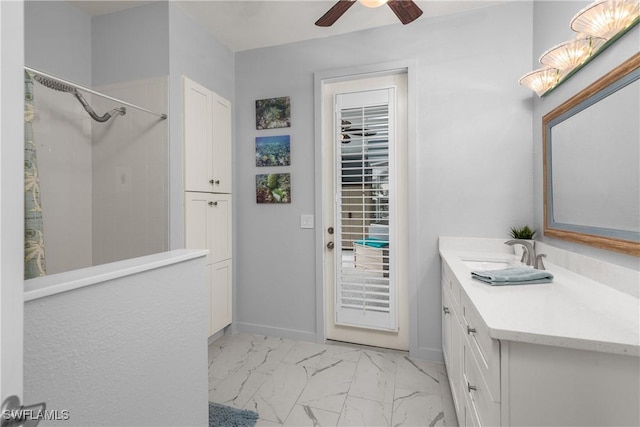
[208,333,459,427]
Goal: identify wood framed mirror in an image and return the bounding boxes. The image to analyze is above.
[543,53,640,256]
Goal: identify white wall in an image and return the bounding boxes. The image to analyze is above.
[531,1,640,271]
[92,77,169,265]
[24,254,209,426]
[24,0,92,86]
[91,1,169,87]
[234,1,534,358]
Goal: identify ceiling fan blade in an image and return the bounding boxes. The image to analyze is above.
[387,0,423,25]
[315,0,357,27]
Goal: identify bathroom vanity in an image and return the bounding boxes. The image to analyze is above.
[439,237,639,427]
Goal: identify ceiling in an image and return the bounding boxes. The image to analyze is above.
[70,0,503,52]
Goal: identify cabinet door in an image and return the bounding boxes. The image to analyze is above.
[212,93,232,194]
[210,194,232,263]
[210,259,232,335]
[184,77,214,192]
[442,288,452,366]
[185,192,214,265]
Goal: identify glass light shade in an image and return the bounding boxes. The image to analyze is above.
[539,36,606,71]
[571,0,640,40]
[359,0,388,8]
[519,68,561,96]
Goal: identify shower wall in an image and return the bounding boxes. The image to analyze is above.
[91,78,169,266]
[25,1,170,275]
[32,84,93,274]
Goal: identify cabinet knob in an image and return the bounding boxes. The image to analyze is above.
[443,306,450,314]
[468,382,477,392]
[467,326,476,335]
[210,179,220,185]
[208,201,218,206]
[215,180,220,185]
[209,179,215,184]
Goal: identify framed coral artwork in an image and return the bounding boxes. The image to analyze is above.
[255,96,291,129]
[256,173,291,204]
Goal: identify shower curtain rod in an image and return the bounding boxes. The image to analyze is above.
[24,66,168,120]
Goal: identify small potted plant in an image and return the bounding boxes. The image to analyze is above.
[509,225,536,258]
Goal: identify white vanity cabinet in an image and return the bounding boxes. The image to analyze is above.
[441,257,640,427]
[443,262,499,427]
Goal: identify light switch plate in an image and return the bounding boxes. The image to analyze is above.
[300,214,314,229]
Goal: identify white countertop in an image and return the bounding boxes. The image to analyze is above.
[439,247,640,357]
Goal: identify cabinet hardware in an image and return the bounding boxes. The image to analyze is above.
[208,201,218,206]
[467,326,476,334]
[468,382,477,392]
[443,306,450,314]
[209,179,214,184]
[215,180,220,184]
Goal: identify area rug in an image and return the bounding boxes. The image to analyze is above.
[209,402,258,427]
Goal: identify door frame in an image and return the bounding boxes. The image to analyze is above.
[1,0,26,402]
[313,60,418,356]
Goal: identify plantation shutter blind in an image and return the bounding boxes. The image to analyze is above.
[334,87,397,331]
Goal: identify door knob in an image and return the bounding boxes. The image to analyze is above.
[327,241,334,250]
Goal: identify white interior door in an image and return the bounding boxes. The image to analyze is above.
[323,73,408,350]
[1,0,25,409]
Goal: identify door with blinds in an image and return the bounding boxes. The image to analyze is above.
[323,73,408,350]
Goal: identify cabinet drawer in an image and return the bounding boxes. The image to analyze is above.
[462,295,500,401]
[463,344,501,427]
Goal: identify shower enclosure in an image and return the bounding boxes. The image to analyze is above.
[25,67,169,277]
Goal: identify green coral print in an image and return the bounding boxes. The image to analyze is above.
[24,71,47,279]
[255,96,291,130]
[256,173,291,204]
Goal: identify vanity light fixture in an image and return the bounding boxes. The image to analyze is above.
[539,36,606,72]
[518,68,561,96]
[519,0,639,96]
[571,0,640,40]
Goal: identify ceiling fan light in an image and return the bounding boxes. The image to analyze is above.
[359,0,389,8]
[519,67,561,97]
[571,0,640,40]
[539,36,606,71]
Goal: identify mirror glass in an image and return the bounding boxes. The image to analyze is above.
[544,54,640,255]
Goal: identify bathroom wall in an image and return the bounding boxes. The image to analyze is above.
[24,0,92,85]
[91,77,169,266]
[91,1,170,87]
[531,1,640,271]
[168,3,236,250]
[234,1,534,358]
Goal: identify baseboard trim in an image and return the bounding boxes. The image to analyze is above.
[413,346,444,364]
[235,322,317,343]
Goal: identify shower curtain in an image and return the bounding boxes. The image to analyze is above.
[24,71,47,279]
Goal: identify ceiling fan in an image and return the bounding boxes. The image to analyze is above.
[315,0,423,27]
